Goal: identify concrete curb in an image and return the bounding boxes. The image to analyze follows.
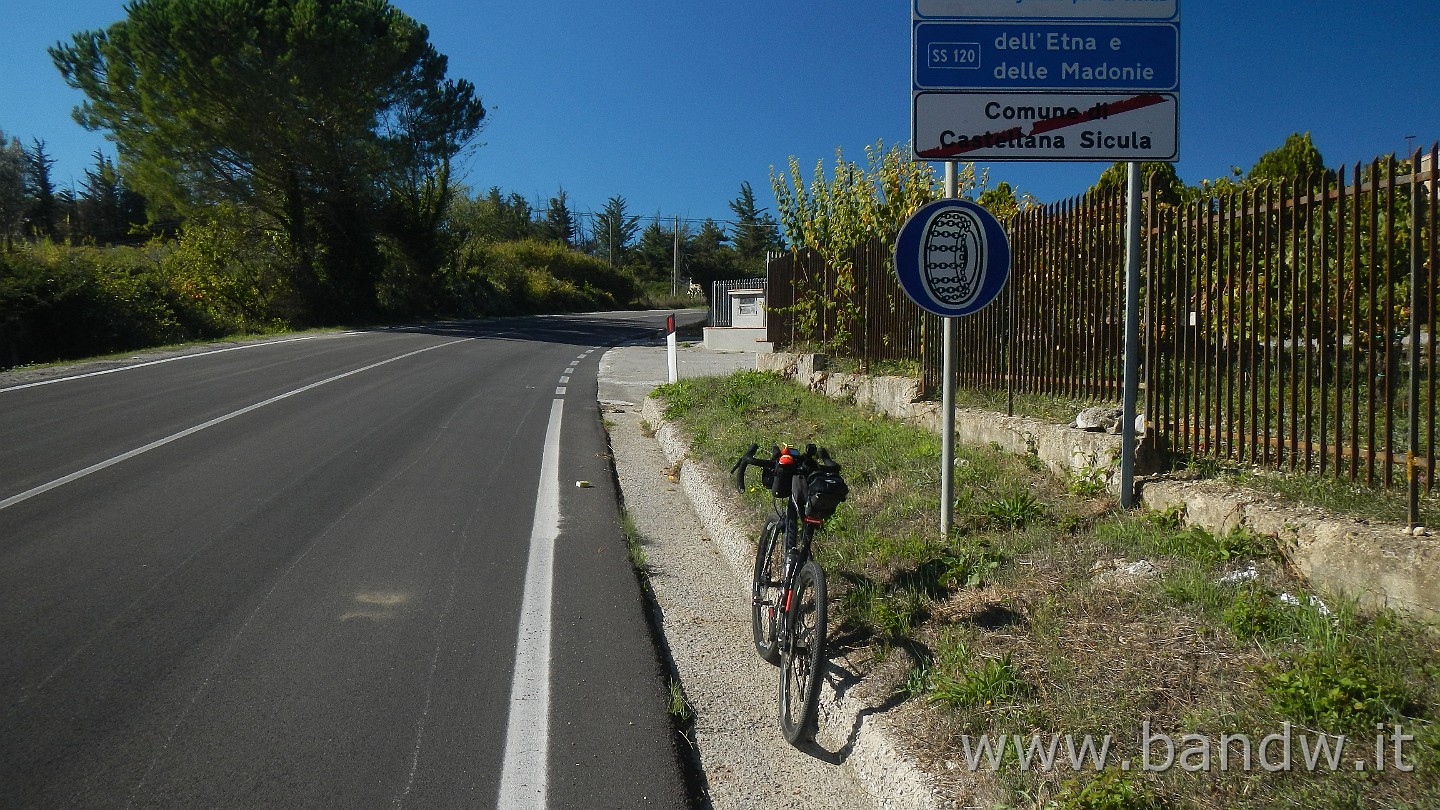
[642,397,980,810]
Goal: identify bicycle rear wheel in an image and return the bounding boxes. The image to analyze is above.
[778,559,827,745]
[750,518,784,664]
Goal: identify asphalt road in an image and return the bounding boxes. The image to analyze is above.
[0,311,703,809]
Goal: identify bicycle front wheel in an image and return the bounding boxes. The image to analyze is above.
[778,559,827,745]
[751,518,784,664]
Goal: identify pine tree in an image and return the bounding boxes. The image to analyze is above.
[24,139,57,239]
[727,181,784,271]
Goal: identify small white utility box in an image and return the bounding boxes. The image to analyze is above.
[729,289,766,329]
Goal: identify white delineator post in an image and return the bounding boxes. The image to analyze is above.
[666,313,678,383]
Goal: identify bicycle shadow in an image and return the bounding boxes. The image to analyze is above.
[795,630,924,764]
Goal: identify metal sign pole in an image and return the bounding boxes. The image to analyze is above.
[940,162,958,538]
[1121,162,1142,508]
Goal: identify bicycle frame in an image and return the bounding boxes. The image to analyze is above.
[778,503,816,614]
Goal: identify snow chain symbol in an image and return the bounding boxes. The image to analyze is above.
[922,208,985,310]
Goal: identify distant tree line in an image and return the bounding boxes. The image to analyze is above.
[445,181,784,290]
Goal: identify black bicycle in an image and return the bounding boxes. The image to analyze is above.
[732,443,848,744]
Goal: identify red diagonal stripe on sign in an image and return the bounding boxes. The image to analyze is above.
[917,93,1170,159]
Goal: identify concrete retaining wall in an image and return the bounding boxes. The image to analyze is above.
[1142,480,1440,620]
[755,351,1440,622]
[757,352,1133,494]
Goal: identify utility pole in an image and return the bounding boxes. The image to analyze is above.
[673,216,680,297]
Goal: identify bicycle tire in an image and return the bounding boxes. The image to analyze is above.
[750,518,784,664]
[778,559,827,745]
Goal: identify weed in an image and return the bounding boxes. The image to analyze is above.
[619,512,649,573]
[836,576,929,641]
[943,542,1004,589]
[720,381,755,413]
[837,576,883,633]
[984,491,1046,530]
[1052,769,1161,810]
[1215,526,1273,562]
[1185,455,1222,479]
[1159,562,1232,617]
[930,653,1029,709]
[667,677,692,721]
[1067,465,1109,497]
[1099,515,1270,567]
[653,379,698,420]
[874,588,927,639]
[903,664,933,700]
[1221,587,1288,641]
[1264,649,1412,734]
[1144,505,1185,530]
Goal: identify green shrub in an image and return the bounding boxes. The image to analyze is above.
[452,239,640,314]
[1265,649,1412,734]
[1,240,225,367]
[161,205,298,331]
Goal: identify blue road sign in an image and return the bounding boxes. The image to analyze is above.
[914,21,1178,91]
[915,0,1177,21]
[894,200,1010,318]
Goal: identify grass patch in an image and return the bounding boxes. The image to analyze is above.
[619,510,649,575]
[652,371,1440,808]
[666,677,693,722]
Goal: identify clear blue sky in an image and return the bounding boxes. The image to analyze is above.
[1,1,1435,231]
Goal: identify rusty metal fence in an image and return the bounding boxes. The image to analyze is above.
[1149,148,1439,492]
[767,145,1438,493]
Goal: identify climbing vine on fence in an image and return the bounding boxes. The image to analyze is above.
[769,141,971,353]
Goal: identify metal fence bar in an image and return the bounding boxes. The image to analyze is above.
[1429,144,1439,493]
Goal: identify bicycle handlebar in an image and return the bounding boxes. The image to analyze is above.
[731,442,842,495]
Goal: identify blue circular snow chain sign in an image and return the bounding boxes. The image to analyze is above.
[894,199,1010,318]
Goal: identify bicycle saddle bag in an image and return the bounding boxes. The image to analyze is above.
[803,470,848,520]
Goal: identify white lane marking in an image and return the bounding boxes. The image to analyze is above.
[558,376,570,384]
[497,398,563,810]
[555,387,566,395]
[0,338,473,512]
[0,335,355,393]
